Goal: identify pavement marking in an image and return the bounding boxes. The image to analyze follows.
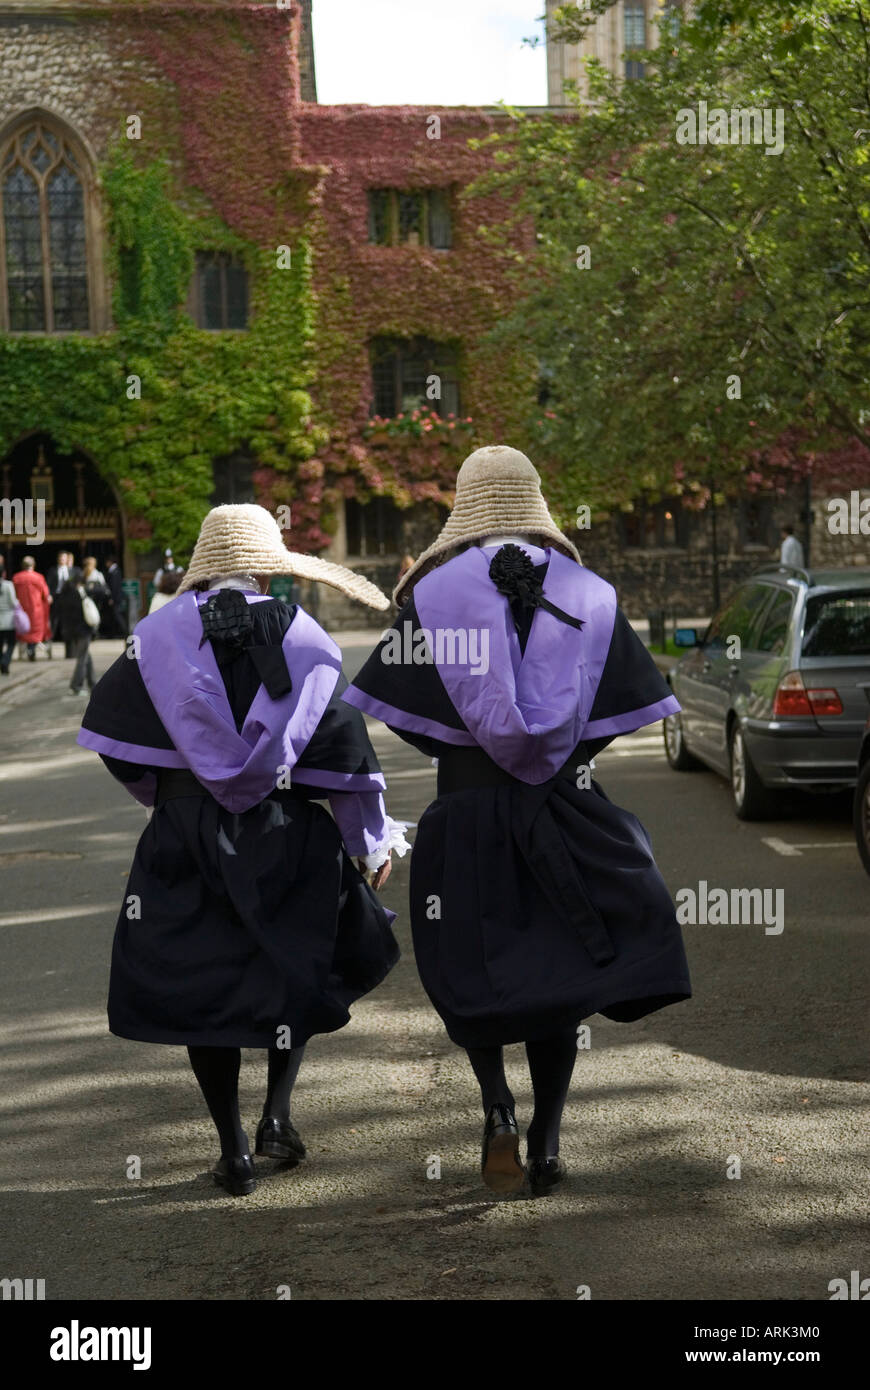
[762,837,855,856]
[0,903,116,928]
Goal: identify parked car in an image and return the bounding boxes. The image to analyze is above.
[854,714,870,875]
[663,565,870,819]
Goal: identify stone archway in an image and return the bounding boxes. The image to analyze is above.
[0,432,123,576]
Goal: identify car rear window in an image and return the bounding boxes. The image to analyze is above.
[802,592,870,656]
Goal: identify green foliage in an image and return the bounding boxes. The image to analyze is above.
[103,144,192,329]
[0,139,318,558]
[486,0,870,512]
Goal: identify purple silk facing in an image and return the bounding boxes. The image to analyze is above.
[412,545,618,783]
[132,592,342,812]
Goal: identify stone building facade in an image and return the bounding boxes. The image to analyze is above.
[546,0,694,105]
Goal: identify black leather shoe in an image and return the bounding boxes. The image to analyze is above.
[481,1103,525,1195]
[255,1116,306,1163]
[213,1154,256,1196]
[527,1156,566,1196]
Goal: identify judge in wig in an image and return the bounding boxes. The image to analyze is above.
[78,505,409,1196]
[345,447,691,1197]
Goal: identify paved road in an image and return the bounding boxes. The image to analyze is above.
[0,640,866,1301]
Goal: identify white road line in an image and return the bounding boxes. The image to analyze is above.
[763,837,854,856]
[0,903,116,928]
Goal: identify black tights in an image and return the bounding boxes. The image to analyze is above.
[465,1029,578,1158]
[186,1044,306,1158]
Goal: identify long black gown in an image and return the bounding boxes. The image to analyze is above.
[345,552,692,1047]
[79,596,399,1049]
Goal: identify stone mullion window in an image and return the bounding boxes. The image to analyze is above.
[367,189,452,249]
[190,252,249,330]
[624,2,647,80]
[0,116,97,333]
[370,335,460,418]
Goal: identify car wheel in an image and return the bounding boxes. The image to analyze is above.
[729,724,774,821]
[853,760,870,877]
[663,712,698,770]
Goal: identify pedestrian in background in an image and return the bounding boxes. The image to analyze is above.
[152,547,176,589]
[148,567,185,614]
[104,554,127,637]
[12,557,50,661]
[779,524,805,569]
[57,571,99,696]
[346,446,692,1198]
[0,561,18,675]
[81,556,110,638]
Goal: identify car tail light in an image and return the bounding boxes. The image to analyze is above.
[807,688,843,716]
[773,671,843,717]
[773,671,812,717]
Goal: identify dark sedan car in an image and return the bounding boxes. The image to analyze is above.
[663,566,870,819]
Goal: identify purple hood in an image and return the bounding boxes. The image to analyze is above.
[412,545,617,783]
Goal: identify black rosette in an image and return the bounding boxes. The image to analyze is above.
[199,587,255,654]
[488,543,544,611]
[488,543,584,632]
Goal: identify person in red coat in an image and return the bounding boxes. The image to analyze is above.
[13,557,51,660]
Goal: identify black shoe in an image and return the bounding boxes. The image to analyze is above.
[481,1103,525,1195]
[212,1154,256,1196]
[255,1116,306,1164]
[527,1156,566,1196]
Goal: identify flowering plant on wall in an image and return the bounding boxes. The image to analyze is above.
[364,409,475,444]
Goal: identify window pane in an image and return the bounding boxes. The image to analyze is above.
[398,192,423,245]
[225,262,248,329]
[400,355,428,410]
[663,2,683,37]
[368,189,390,245]
[624,5,646,49]
[802,593,870,657]
[707,585,773,648]
[48,164,88,330]
[427,189,452,249]
[440,378,460,417]
[345,498,363,555]
[757,592,794,655]
[197,256,223,329]
[3,166,45,331]
[625,60,645,79]
[371,341,398,415]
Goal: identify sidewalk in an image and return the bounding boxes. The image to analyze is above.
[0,638,127,701]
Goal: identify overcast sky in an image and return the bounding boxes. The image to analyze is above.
[311,0,549,106]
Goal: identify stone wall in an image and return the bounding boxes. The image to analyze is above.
[0,10,166,160]
[315,484,870,633]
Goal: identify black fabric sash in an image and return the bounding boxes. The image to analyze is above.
[155,767,309,808]
[436,743,616,967]
[155,768,209,805]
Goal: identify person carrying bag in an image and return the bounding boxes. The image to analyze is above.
[57,573,96,696]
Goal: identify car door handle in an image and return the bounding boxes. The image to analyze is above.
[729,665,740,678]
[702,660,712,673]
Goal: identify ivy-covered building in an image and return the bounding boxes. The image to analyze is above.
[0,0,538,625]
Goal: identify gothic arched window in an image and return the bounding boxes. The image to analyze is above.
[0,117,96,332]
